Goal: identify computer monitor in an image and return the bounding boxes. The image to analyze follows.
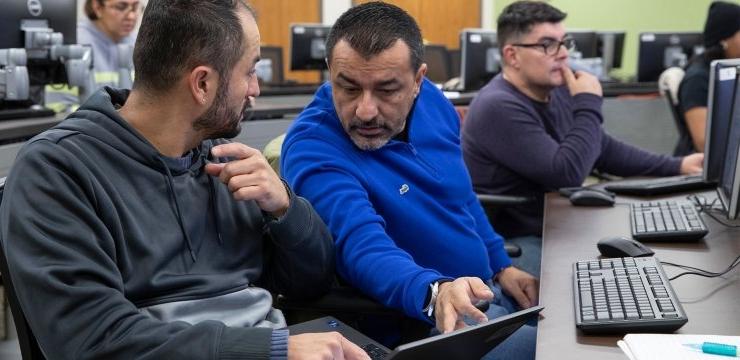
[449,49,461,79]
[0,0,76,50]
[460,29,500,92]
[290,23,330,71]
[717,74,740,220]
[567,31,598,58]
[256,46,284,85]
[423,44,451,84]
[637,32,704,82]
[703,59,740,183]
[597,31,625,69]
[0,0,83,116]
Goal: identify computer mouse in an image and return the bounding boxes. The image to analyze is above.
[568,189,616,206]
[597,236,655,258]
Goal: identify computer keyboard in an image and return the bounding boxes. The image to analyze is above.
[574,256,688,334]
[361,343,389,359]
[630,200,708,241]
[604,174,713,196]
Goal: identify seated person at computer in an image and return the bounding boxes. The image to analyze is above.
[462,1,704,239]
[0,1,369,359]
[678,1,740,153]
[79,0,139,88]
[281,3,538,359]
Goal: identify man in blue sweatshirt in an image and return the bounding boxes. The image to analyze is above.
[0,1,369,359]
[282,3,539,359]
[462,1,704,239]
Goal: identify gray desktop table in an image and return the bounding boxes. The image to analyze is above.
[536,191,740,360]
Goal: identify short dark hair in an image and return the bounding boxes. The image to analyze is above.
[326,1,424,72]
[132,0,255,93]
[84,0,104,21]
[497,1,567,47]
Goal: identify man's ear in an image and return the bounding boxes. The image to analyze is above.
[414,63,428,94]
[188,65,217,106]
[501,45,518,69]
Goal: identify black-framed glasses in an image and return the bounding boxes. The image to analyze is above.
[106,1,141,13]
[511,37,576,55]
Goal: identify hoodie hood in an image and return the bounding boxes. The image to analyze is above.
[56,87,220,261]
[59,87,211,175]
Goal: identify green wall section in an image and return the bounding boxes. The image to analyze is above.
[492,0,732,80]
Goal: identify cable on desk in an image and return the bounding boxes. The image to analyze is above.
[662,254,740,281]
[687,194,740,228]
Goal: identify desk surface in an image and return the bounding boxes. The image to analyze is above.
[536,191,740,360]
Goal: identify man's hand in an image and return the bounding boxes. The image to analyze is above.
[562,67,602,97]
[679,153,704,175]
[496,267,539,309]
[205,143,289,216]
[288,333,370,360]
[434,277,495,334]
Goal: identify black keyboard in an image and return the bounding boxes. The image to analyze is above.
[574,256,688,334]
[361,343,390,359]
[630,200,708,241]
[604,174,713,196]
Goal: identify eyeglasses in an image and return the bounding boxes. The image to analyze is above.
[106,1,140,13]
[511,37,576,56]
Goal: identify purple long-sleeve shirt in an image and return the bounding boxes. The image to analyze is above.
[462,74,682,237]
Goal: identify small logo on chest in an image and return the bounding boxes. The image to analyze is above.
[399,183,410,195]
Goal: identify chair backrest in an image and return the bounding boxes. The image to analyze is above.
[423,44,452,83]
[658,67,694,156]
[0,178,46,359]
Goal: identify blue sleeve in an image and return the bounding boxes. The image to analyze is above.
[465,91,605,189]
[282,135,447,323]
[466,191,512,275]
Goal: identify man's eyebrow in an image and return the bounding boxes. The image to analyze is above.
[536,36,559,43]
[376,78,400,88]
[336,73,359,85]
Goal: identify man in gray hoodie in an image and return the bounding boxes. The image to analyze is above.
[0,1,368,359]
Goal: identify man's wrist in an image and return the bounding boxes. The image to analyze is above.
[423,279,452,319]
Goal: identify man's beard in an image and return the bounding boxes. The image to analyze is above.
[346,117,400,151]
[193,81,251,140]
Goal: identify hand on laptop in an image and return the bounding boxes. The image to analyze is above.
[679,153,704,175]
[496,266,539,309]
[288,332,371,360]
[435,277,494,334]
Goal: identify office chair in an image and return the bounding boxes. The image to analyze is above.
[658,67,694,156]
[0,178,46,359]
[423,44,452,84]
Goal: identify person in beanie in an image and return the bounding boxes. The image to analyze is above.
[678,1,740,153]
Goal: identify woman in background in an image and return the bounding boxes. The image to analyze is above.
[78,0,141,89]
[677,1,740,154]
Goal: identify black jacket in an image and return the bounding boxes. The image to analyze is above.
[0,88,333,359]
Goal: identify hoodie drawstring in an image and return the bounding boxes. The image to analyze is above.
[207,175,224,245]
[159,158,198,262]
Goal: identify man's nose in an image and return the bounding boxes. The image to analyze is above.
[355,91,378,120]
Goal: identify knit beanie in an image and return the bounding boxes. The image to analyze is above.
[703,1,740,47]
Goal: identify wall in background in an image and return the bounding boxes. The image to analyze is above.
[492,0,718,80]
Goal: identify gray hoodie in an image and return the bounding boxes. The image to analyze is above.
[0,87,334,359]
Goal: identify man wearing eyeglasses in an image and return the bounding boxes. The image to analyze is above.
[462,2,704,247]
